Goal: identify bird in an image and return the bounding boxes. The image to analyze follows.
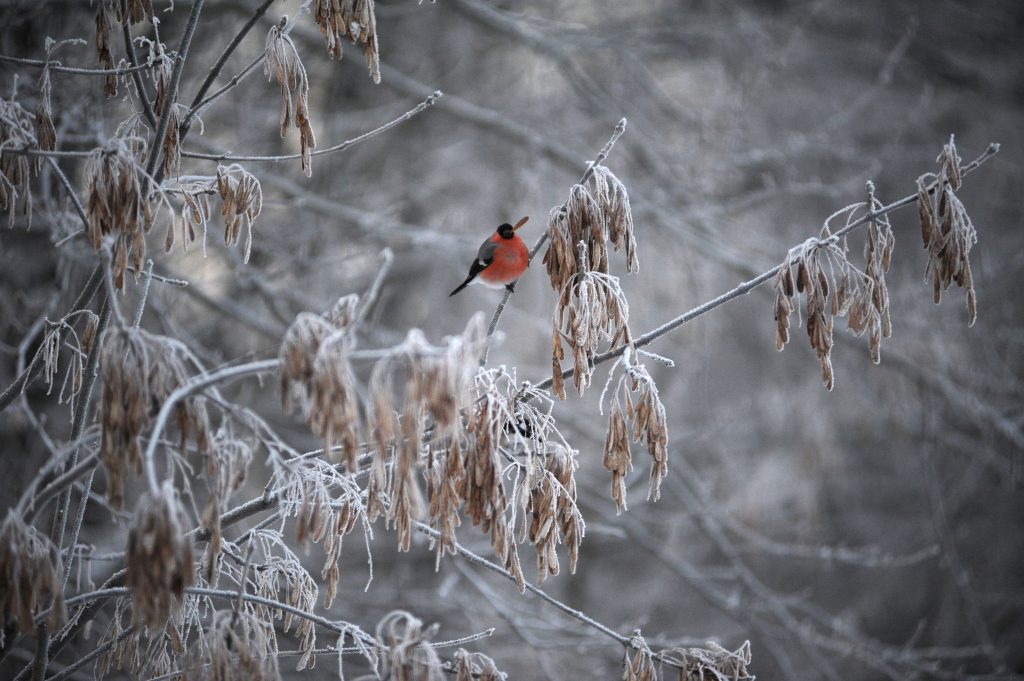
[449,216,530,296]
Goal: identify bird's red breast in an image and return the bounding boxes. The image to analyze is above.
[477,232,529,287]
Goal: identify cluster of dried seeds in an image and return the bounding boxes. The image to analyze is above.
[918,135,978,325]
[279,296,362,470]
[85,136,165,289]
[543,165,637,293]
[659,640,754,681]
[601,350,669,511]
[313,0,381,84]
[521,443,584,582]
[35,47,56,152]
[624,635,657,681]
[167,164,263,261]
[451,649,506,681]
[0,96,40,227]
[196,610,282,681]
[551,241,632,399]
[0,511,65,643]
[126,481,194,631]
[772,214,893,390]
[265,23,316,176]
[100,328,210,508]
[375,610,444,681]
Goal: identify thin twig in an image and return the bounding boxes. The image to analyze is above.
[356,247,394,329]
[532,142,1001,392]
[181,91,443,162]
[0,53,151,75]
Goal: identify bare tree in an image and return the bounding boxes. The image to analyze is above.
[1,2,1021,680]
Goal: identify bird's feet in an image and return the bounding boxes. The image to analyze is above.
[505,282,517,293]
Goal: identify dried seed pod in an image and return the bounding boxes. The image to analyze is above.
[0,511,65,638]
[314,0,381,83]
[0,96,40,227]
[265,23,317,176]
[126,482,193,631]
[452,649,506,681]
[200,610,282,681]
[659,641,754,681]
[375,611,443,681]
[918,139,979,326]
[94,2,118,97]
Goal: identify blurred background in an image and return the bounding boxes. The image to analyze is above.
[2,0,1022,678]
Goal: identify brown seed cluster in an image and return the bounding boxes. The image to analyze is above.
[659,640,753,681]
[194,610,282,681]
[0,511,65,643]
[918,136,978,326]
[551,241,632,399]
[0,96,40,227]
[452,649,506,681]
[375,610,444,681]
[542,165,637,294]
[603,351,669,511]
[150,44,181,178]
[624,635,657,681]
[265,23,316,177]
[94,2,119,97]
[100,328,211,508]
[313,0,381,84]
[522,443,584,582]
[279,298,361,471]
[544,165,637,399]
[251,553,318,669]
[773,204,896,389]
[167,164,263,261]
[126,481,194,631]
[35,52,55,152]
[276,456,363,616]
[85,137,163,290]
[94,1,155,96]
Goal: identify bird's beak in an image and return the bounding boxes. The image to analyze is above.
[513,216,529,231]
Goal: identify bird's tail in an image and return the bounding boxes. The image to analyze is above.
[449,275,473,297]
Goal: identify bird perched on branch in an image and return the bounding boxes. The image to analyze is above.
[449,216,530,296]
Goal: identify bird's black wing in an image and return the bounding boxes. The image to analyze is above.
[450,238,499,296]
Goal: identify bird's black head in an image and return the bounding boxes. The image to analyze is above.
[497,223,515,239]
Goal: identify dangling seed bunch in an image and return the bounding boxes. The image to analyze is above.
[623,634,657,681]
[551,241,632,399]
[166,165,262,260]
[199,610,282,681]
[600,348,669,511]
[99,328,151,509]
[35,42,57,152]
[265,22,316,176]
[250,552,318,667]
[0,511,65,642]
[94,2,119,97]
[375,610,443,681]
[521,445,584,583]
[313,0,381,84]
[452,649,506,681]
[279,299,362,470]
[0,95,40,227]
[544,165,637,399]
[85,136,165,289]
[126,481,194,631]
[660,641,754,681]
[543,164,636,293]
[918,135,979,325]
[773,196,901,388]
[100,328,211,508]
